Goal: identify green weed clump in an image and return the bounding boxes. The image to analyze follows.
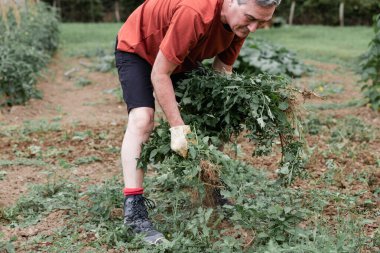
[359,14,380,111]
[0,2,59,106]
[172,69,307,185]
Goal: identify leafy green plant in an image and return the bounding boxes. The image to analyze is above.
[0,236,15,253]
[0,158,49,167]
[359,14,380,111]
[103,87,124,103]
[74,156,102,165]
[174,68,307,184]
[0,170,7,180]
[305,114,324,135]
[3,180,77,225]
[0,120,61,140]
[236,37,310,77]
[254,218,369,252]
[323,159,341,185]
[74,77,92,87]
[72,130,93,141]
[79,50,116,73]
[0,2,59,106]
[93,54,115,72]
[329,116,375,143]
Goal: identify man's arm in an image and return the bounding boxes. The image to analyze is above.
[212,55,233,75]
[151,50,184,127]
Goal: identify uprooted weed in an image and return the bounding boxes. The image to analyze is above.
[174,68,310,185]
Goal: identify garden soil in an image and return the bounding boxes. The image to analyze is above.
[0,53,379,252]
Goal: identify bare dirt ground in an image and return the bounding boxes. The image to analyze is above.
[0,53,127,126]
[0,54,379,251]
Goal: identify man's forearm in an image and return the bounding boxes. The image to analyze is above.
[151,73,184,127]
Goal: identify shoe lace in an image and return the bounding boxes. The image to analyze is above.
[141,196,156,210]
[129,196,156,221]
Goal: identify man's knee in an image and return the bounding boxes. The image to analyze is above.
[128,107,154,133]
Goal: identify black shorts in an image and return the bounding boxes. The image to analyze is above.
[114,38,186,113]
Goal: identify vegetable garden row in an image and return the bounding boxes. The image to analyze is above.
[0,2,379,252]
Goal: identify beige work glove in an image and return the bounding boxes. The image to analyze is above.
[169,125,192,158]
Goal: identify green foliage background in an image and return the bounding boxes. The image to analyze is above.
[0,2,59,106]
[41,0,144,22]
[236,37,310,77]
[359,14,380,111]
[39,0,378,24]
[276,0,380,26]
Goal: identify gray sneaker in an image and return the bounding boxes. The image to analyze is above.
[123,195,165,245]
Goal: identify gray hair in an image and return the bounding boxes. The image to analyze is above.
[237,0,282,7]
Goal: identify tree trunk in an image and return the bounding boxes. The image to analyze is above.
[90,0,94,22]
[53,0,62,19]
[289,1,296,26]
[339,2,345,27]
[115,0,120,22]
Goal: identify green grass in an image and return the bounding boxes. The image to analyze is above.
[253,25,373,66]
[60,24,373,66]
[59,23,121,56]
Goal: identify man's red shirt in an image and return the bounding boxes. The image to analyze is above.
[117,0,246,73]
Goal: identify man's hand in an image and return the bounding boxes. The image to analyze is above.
[170,125,192,157]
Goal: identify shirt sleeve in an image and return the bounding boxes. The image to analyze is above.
[217,35,246,66]
[159,6,205,65]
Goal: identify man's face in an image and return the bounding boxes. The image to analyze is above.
[224,0,276,38]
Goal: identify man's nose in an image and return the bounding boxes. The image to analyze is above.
[247,22,258,33]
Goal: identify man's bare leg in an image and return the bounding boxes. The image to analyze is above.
[121,107,154,188]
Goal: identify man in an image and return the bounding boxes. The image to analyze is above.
[115,0,280,245]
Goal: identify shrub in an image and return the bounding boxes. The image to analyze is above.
[0,2,59,106]
[359,14,380,111]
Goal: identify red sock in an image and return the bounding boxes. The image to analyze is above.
[123,187,144,196]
